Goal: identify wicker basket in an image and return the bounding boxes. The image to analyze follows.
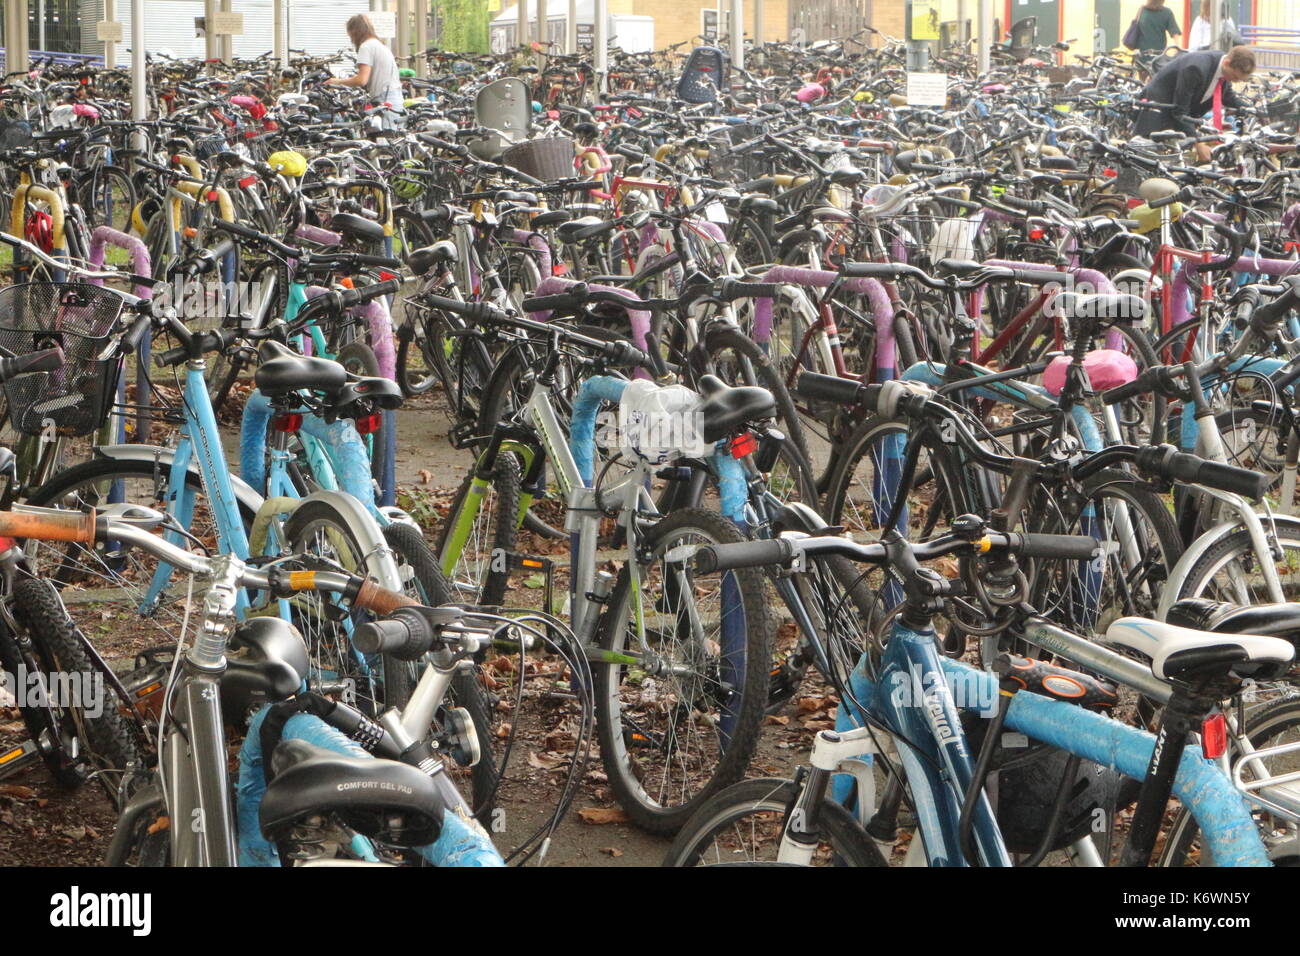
[501,137,576,183]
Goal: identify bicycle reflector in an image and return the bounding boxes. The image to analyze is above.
[272,412,303,433]
[1028,227,1045,240]
[355,413,382,435]
[1201,712,1227,760]
[728,432,758,458]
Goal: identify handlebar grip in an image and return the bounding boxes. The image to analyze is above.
[1136,444,1269,500]
[352,616,434,661]
[0,507,97,543]
[840,261,903,280]
[1147,187,1190,210]
[999,194,1047,217]
[0,347,64,383]
[717,278,782,301]
[1101,369,1157,405]
[339,277,401,308]
[351,580,421,616]
[1012,533,1101,561]
[795,371,876,408]
[351,253,404,269]
[693,537,794,574]
[522,292,580,314]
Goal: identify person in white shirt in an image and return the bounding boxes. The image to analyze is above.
[326,14,405,125]
[1190,0,1236,50]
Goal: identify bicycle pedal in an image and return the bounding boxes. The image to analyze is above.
[0,740,40,781]
[766,665,801,714]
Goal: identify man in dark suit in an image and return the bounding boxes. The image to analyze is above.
[1133,46,1255,158]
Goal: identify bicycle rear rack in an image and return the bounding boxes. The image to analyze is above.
[1232,739,1300,821]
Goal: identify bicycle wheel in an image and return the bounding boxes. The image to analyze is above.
[1173,525,1300,607]
[381,520,500,823]
[697,326,818,507]
[6,576,143,798]
[79,164,137,239]
[23,456,256,666]
[280,498,408,715]
[434,454,521,606]
[1158,694,1300,866]
[1028,470,1183,633]
[594,507,774,834]
[663,778,885,866]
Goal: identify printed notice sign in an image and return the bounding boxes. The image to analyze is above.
[905,72,948,106]
[370,10,397,38]
[96,21,123,42]
[211,11,244,34]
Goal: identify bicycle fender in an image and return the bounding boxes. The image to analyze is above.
[1155,513,1300,619]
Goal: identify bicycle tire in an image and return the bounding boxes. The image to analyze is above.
[662,777,886,866]
[434,453,521,607]
[594,507,774,835]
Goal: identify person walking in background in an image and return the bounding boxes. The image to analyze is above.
[1131,0,1181,52]
[1190,0,1236,50]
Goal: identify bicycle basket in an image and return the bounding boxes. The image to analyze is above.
[195,133,230,162]
[0,283,125,437]
[501,136,576,183]
[0,118,33,150]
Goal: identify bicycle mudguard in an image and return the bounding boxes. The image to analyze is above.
[240,388,375,507]
[237,707,503,867]
[96,444,265,515]
[940,658,1270,867]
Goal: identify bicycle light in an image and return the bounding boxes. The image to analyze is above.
[1202,712,1228,760]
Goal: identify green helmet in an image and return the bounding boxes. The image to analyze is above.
[391,160,426,200]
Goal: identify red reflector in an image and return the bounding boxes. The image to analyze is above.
[1126,198,1142,209]
[0,536,14,551]
[1028,227,1045,240]
[238,175,257,188]
[729,432,758,458]
[207,190,219,201]
[1201,712,1227,759]
[272,412,303,433]
[355,413,382,435]
[378,270,398,281]
[1103,168,1118,178]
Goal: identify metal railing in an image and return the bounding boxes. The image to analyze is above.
[1241,24,1300,72]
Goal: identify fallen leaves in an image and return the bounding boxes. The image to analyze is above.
[577,806,628,825]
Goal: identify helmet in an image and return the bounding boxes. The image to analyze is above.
[391,160,426,200]
[24,209,54,252]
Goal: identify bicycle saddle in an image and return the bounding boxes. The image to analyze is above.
[1168,599,1300,651]
[1138,177,1180,202]
[934,257,983,276]
[556,216,616,244]
[256,341,348,395]
[328,373,404,414]
[260,739,445,847]
[407,240,458,276]
[1105,617,1295,683]
[1038,154,1078,172]
[221,617,309,724]
[739,195,780,215]
[1052,291,1146,324]
[328,211,387,244]
[530,209,572,228]
[695,374,776,443]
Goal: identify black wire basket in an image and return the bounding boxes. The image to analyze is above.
[0,283,126,437]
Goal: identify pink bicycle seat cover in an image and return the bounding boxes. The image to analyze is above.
[1042,349,1138,396]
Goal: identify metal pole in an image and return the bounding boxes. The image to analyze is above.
[1210,0,1221,49]
[397,0,410,67]
[566,0,576,53]
[415,0,428,76]
[273,0,284,68]
[219,0,232,64]
[204,0,218,60]
[104,0,117,68]
[753,0,762,48]
[593,0,606,84]
[537,0,547,55]
[37,0,44,53]
[977,0,990,72]
[132,0,146,127]
[730,0,743,69]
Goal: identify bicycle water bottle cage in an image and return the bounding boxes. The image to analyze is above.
[259,739,446,848]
